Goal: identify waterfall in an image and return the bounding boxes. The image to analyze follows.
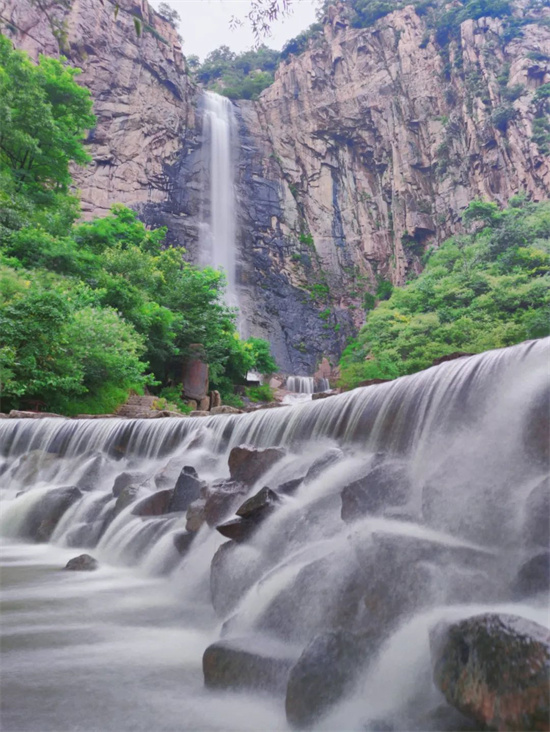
[285,376,330,394]
[200,91,238,309]
[1,338,548,732]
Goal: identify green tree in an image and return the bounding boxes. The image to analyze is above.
[0,35,95,195]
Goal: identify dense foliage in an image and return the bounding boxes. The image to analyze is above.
[0,36,276,415]
[193,45,280,100]
[339,198,550,389]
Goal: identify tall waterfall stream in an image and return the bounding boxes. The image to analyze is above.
[1,339,549,731]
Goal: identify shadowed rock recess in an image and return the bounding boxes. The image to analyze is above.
[3,0,549,370]
[1,340,549,730]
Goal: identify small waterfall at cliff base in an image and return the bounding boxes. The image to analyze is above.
[1,339,548,731]
[199,91,239,311]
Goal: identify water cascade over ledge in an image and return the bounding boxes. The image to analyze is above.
[1,339,549,731]
[199,91,238,310]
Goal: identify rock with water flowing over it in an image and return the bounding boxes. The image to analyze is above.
[430,613,550,732]
[112,471,148,498]
[341,461,412,522]
[203,637,298,693]
[524,384,550,468]
[185,499,206,532]
[154,458,191,490]
[8,449,59,488]
[304,448,344,483]
[236,486,281,520]
[210,541,264,617]
[76,453,109,492]
[25,485,83,542]
[131,489,173,517]
[524,477,550,549]
[65,554,98,571]
[513,552,550,598]
[228,445,286,486]
[276,477,304,495]
[216,517,256,543]
[113,485,144,516]
[173,531,194,556]
[203,479,248,527]
[285,630,367,729]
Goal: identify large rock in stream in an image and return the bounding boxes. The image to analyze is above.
[25,486,83,541]
[285,630,368,729]
[228,445,285,486]
[203,637,298,693]
[341,461,411,522]
[430,613,550,731]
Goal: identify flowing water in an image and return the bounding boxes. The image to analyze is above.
[199,92,238,310]
[1,339,549,731]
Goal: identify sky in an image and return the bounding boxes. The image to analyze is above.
[149,0,319,60]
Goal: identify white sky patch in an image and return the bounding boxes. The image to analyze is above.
[149,0,318,60]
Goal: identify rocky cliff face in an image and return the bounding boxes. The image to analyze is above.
[0,0,198,222]
[2,0,549,372]
[253,0,550,328]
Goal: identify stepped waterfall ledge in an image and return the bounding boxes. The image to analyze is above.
[1,340,549,731]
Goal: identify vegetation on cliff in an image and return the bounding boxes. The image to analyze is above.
[191,45,280,100]
[0,36,275,414]
[339,198,550,389]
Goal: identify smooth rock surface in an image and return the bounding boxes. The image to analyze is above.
[228,445,286,486]
[64,554,98,572]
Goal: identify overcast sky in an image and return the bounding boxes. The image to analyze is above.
[149,0,318,60]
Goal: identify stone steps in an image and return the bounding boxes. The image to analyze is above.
[116,394,157,418]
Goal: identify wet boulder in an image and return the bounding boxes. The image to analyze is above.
[186,498,206,532]
[112,471,147,498]
[75,453,109,492]
[173,531,195,556]
[430,613,550,731]
[524,384,549,468]
[203,479,248,526]
[236,486,281,520]
[304,448,344,483]
[341,461,411,522]
[131,489,173,517]
[228,445,286,486]
[9,450,59,487]
[25,486,83,542]
[285,630,367,729]
[210,541,264,617]
[113,485,144,516]
[65,554,98,571]
[277,477,304,495]
[513,552,550,598]
[216,517,256,543]
[203,637,297,693]
[524,477,550,549]
[169,467,203,512]
[154,457,189,490]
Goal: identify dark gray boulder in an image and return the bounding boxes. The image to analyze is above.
[524,477,550,549]
[341,461,411,522]
[169,468,203,512]
[203,479,248,527]
[276,477,304,495]
[304,448,344,483]
[25,486,83,542]
[210,541,264,617]
[76,454,108,492]
[203,637,298,693]
[112,471,147,498]
[236,486,281,520]
[285,630,367,729]
[131,488,173,517]
[173,531,194,556]
[430,613,550,731]
[216,517,256,543]
[228,445,286,486]
[65,553,98,571]
[113,485,144,516]
[513,552,550,598]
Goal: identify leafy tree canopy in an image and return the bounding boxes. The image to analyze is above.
[339,197,550,389]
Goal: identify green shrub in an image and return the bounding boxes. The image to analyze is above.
[245,384,275,402]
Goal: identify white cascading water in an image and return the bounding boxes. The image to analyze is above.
[283,376,331,404]
[200,91,238,310]
[1,339,549,731]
